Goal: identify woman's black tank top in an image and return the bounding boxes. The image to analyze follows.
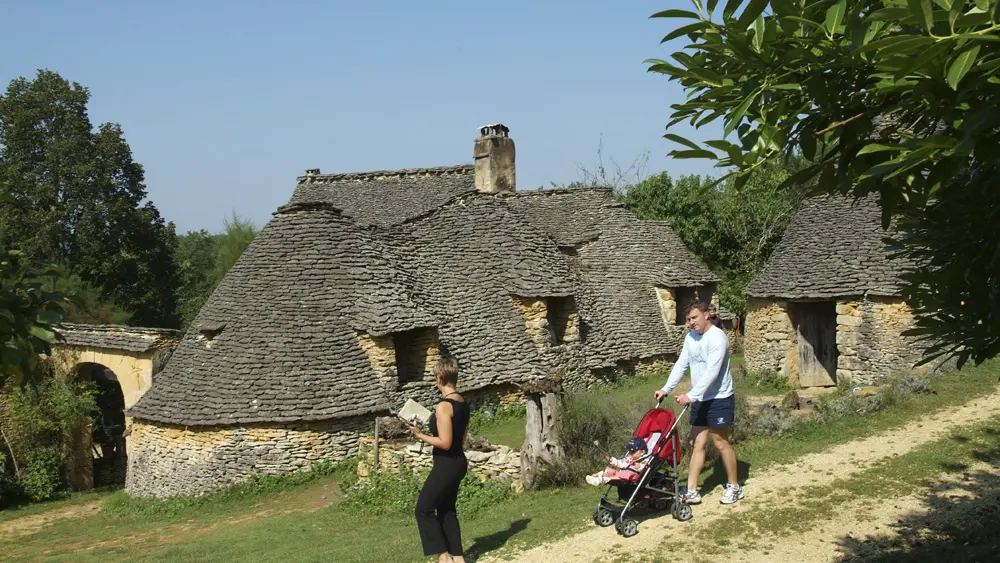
[427,398,470,457]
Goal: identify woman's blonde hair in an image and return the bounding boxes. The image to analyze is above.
[433,357,459,387]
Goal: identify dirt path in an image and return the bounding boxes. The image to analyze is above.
[0,500,104,541]
[481,392,1000,563]
[711,459,1000,562]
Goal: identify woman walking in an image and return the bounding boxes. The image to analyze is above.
[409,357,470,563]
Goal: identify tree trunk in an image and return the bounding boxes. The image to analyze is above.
[520,391,565,490]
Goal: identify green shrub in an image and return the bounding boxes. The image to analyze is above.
[21,447,62,502]
[753,407,800,437]
[739,369,794,393]
[341,467,511,518]
[0,452,20,507]
[537,390,649,488]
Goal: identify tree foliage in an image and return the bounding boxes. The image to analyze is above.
[619,158,806,316]
[647,0,1000,366]
[0,246,68,389]
[0,70,179,328]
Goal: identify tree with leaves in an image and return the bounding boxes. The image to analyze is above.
[646,0,1000,366]
[0,70,179,328]
[0,248,68,389]
[619,158,807,317]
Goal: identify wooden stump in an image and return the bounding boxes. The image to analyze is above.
[520,391,564,490]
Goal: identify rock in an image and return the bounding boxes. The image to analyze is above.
[780,390,801,411]
[466,451,490,463]
[511,480,525,494]
[406,443,425,453]
[853,386,879,397]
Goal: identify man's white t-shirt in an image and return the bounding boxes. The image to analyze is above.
[660,324,734,402]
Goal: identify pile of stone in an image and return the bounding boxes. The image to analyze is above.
[357,436,523,492]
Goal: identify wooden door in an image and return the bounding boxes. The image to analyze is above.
[793,302,838,387]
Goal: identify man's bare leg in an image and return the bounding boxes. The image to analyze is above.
[709,427,738,486]
[687,426,710,492]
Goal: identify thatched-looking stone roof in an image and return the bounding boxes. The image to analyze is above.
[506,188,717,369]
[127,203,434,426]
[130,162,718,426]
[746,194,909,300]
[290,165,476,227]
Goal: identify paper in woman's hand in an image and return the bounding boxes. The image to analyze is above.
[396,399,431,427]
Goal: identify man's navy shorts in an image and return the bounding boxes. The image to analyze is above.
[690,395,736,428]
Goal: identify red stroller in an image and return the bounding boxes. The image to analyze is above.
[592,403,692,537]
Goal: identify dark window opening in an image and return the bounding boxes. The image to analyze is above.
[394,327,438,385]
[547,296,577,344]
[675,287,698,325]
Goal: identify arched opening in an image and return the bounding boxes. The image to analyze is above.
[74,363,128,487]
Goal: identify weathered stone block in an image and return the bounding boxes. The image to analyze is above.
[837,315,863,327]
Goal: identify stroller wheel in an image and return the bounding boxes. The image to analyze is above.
[653,497,670,511]
[618,519,638,538]
[672,501,693,521]
[593,507,615,527]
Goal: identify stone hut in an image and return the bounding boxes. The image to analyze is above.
[744,194,921,387]
[125,124,718,498]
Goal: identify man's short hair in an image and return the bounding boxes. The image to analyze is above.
[685,300,711,317]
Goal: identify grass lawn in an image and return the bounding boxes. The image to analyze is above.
[3,359,998,562]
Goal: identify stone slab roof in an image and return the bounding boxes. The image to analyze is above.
[289,165,476,227]
[384,195,575,389]
[746,193,909,300]
[127,203,436,426]
[56,323,182,353]
[506,188,717,369]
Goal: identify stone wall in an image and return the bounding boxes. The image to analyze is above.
[746,296,922,387]
[837,297,920,385]
[744,297,795,375]
[357,436,523,491]
[510,295,587,390]
[655,287,677,326]
[357,329,442,408]
[125,416,370,498]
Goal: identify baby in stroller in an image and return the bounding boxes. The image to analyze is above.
[585,437,650,486]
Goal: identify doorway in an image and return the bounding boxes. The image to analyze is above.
[789,301,838,387]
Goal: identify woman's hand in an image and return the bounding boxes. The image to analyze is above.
[409,424,422,440]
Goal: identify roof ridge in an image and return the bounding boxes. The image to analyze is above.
[296,164,474,184]
[511,186,615,197]
[56,323,182,337]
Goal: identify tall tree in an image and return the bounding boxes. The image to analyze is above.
[0,70,178,327]
[646,0,1000,366]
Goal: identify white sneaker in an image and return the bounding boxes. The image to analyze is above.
[720,483,744,504]
[681,489,702,504]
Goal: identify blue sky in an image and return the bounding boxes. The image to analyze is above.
[1,0,720,233]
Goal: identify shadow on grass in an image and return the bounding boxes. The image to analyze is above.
[466,518,530,560]
[835,432,1000,562]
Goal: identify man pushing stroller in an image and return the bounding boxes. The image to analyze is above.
[654,301,744,505]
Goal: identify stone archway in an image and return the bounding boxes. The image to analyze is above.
[73,362,128,488]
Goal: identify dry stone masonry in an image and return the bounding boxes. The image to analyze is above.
[126,417,369,498]
[357,437,523,491]
[745,194,925,387]
[124,124,718,497]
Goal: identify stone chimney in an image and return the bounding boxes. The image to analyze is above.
[474,123,515,193]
